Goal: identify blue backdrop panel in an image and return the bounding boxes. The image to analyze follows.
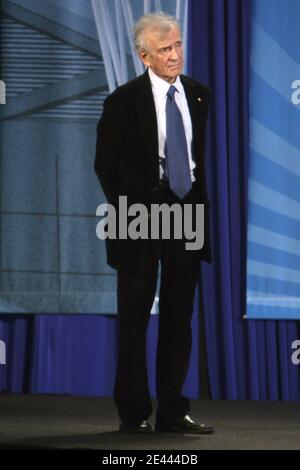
[0,0,117,314]
[0,0,186,315]
[247,0,300,319]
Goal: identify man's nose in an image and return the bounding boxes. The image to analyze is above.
[169,46,180,61]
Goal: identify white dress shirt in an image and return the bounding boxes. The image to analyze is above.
[148,67,195,182]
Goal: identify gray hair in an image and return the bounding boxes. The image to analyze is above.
[134,12,181,53]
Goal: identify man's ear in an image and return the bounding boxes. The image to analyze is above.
[139,51,150,68]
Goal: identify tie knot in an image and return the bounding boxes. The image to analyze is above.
[167,85,177,99]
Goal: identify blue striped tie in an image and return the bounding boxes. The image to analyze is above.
[165,85,192,199]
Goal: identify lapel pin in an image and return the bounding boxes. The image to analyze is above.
[197,97,202,102]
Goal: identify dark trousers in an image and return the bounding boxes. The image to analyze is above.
[113,184,202,423]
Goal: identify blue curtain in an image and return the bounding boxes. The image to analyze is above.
[0,310,200,397]
[188,0,300,399]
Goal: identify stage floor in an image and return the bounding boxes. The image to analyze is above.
[0,394,299,450]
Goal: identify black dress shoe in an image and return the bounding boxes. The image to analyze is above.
[119,420,153,434]
[155,414,214,435]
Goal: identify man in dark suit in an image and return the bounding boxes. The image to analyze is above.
[95,12,213,434]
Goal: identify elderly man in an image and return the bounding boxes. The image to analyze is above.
[95,12,213,434]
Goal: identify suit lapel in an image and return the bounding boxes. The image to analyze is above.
[180,75,207,158]
[134,70,159,169]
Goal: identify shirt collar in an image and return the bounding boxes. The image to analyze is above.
[148,67,183,99]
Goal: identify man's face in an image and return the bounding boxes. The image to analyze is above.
[139,26,184,84]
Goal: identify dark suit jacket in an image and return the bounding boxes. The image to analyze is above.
[95,69,212,272]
